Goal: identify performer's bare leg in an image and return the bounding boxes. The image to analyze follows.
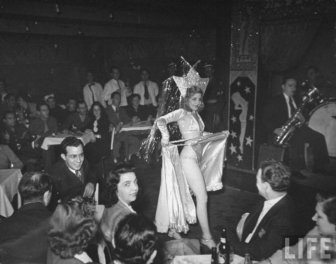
[182,158,215,249]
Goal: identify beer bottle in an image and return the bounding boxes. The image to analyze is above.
[218,228,230,264]
[244,253,252,264]
[211,247,218,264]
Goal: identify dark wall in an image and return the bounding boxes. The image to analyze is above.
[0,31,217,103]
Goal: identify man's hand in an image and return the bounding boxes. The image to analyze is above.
[273,128,283,136]
[109,124,115,133]
[83,182,94,198]
[297,112,305,124]
[116,122,123,133]
[131,116,140,124]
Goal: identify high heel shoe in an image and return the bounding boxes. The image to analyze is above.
[200,237,216,249]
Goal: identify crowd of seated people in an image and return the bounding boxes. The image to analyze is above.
[0,156,336,263]
[0,67,163,170]
[1,66,335,264]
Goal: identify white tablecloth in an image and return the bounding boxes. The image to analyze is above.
[41,132,94,150]
[120,125,152,132]
[0,169,22,217]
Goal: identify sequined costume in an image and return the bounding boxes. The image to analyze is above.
[155,108,229,233]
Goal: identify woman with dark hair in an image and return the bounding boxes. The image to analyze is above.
[100,165,139,244]
[47,197,98,264]
[85,102,110,164]
[153,63,229,248]
[259,194,336,264]
[113,214,158,264]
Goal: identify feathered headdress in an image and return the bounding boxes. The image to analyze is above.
[138,57,208,163]
[172,57,209,97]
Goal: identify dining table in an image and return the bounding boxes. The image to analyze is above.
[41,131,94,150]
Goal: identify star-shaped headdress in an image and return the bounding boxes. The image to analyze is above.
[173,57,209,97]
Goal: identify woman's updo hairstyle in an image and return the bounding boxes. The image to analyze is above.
[181,86,204,112]
[317,194,336,226]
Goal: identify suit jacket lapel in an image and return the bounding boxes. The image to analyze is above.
[245,195,288,242]
[257,195,287,229]
[242,202,264,241]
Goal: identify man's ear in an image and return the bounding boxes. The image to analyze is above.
[146,250,157,264]
[264,182,272,193]
[61,153,66,161]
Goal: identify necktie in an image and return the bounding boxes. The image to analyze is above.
[144,81,149,100]
[89,83,96,102]
[117,80,121,92]
[289,97,296,117]
[76,170,83,183]
[115,107,119,119]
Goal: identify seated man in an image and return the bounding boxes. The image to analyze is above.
[106,92,138,162]
[228,161,296,261]
[62,100,91,133]
[29,102,58,147]
[45,94,66,126]
[0,171,52,264]
[125,93,153,124]
[64,97,77,119]
[1,111,39,168]
[263,77,329,172]
[50,136,97,206]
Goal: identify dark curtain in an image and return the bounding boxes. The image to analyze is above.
[260,18,322,73]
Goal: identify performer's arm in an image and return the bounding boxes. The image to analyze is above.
[156,109,184,143]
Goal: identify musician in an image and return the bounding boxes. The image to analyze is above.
[301,66,336,98]
[263,77,329,173]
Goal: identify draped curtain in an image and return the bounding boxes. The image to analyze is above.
[260,18,322,73]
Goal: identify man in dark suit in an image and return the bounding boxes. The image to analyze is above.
[263,77,329,172]
[228,161,296,261]
[105,92,141,163]
[126,93,153,122]
[50,136,97,204]
[62,100,91,133]
[0,171,52,263]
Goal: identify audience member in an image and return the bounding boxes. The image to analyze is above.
[83,71,104,110]
[1,110,40,169]
[45,94,66,125]
[50,137,97,205]
[47,197,98,264]
[86,102,110,164]
[228,161,296,261]
[100,165,139,243]
[16,92,38,127]
[112,214,158,264]
[125,94,152,123]
[1,111,31,155]
[259,193,336,264]
[2,93,16,112]
[65,97,77,118]
[30,102,58,147]
[0,172,52,264]
[103,67,130,107]
[134,69,159,109]
[62,100,91,133]
[0,144,23,169]
[105,92,138,162]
